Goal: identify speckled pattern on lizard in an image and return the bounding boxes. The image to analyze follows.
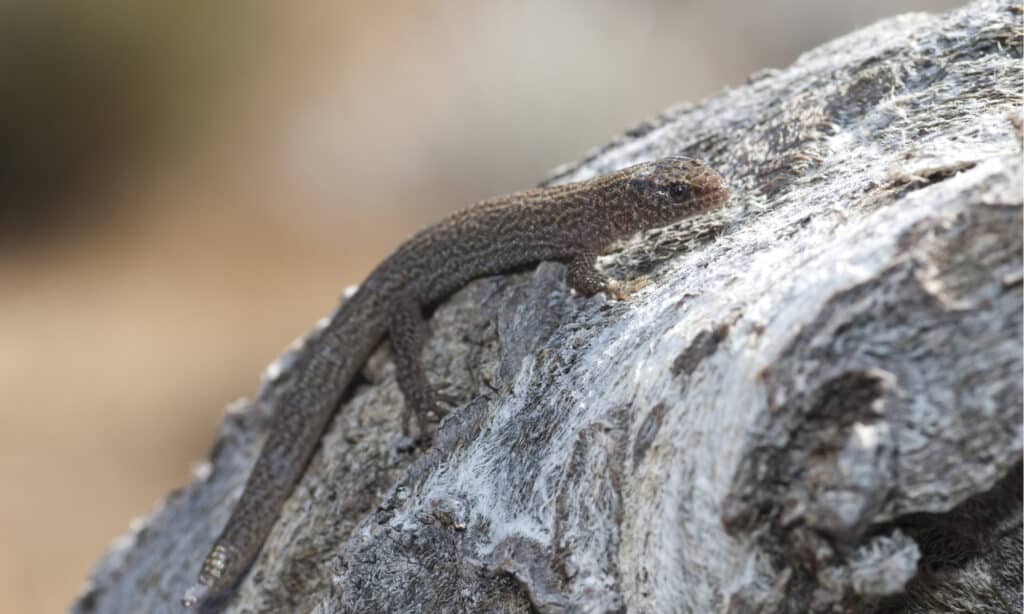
[184,156,730,607]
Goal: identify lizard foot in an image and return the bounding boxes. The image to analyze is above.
[606,276,650,300]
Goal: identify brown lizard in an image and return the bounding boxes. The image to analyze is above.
[183,156,730,607]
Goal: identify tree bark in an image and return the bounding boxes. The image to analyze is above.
[75,1,1022,612]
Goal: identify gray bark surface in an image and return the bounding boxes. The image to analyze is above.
[75,1,1022,612]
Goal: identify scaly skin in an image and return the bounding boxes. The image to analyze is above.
[183,156,730,607]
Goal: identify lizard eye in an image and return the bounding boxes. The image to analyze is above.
[668,183,691,201]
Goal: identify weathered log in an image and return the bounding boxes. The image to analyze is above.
[75,1,1022,612]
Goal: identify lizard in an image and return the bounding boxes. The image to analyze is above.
[183,155,730,607]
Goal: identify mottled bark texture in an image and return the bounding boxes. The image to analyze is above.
[76,1,1022,612]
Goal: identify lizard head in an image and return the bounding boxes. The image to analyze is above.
[620,156,730,231]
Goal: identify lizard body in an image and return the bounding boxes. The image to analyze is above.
[184,156,729,607]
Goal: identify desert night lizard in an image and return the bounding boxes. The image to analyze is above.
[183,156,730,607]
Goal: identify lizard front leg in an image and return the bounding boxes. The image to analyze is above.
[389,293,442,438]
[567,252,649,300]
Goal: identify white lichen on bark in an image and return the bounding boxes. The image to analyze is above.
[76,1,1021,612]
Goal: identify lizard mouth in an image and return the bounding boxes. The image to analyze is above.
[711,184,731,203]
[694,170,731,209]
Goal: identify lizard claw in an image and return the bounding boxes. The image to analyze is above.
[182,582,210,608]
[606,276,650,300]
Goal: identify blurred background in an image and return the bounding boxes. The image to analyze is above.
[0,1,963,611]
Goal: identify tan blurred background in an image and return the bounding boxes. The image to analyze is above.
[0,1,963,611]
